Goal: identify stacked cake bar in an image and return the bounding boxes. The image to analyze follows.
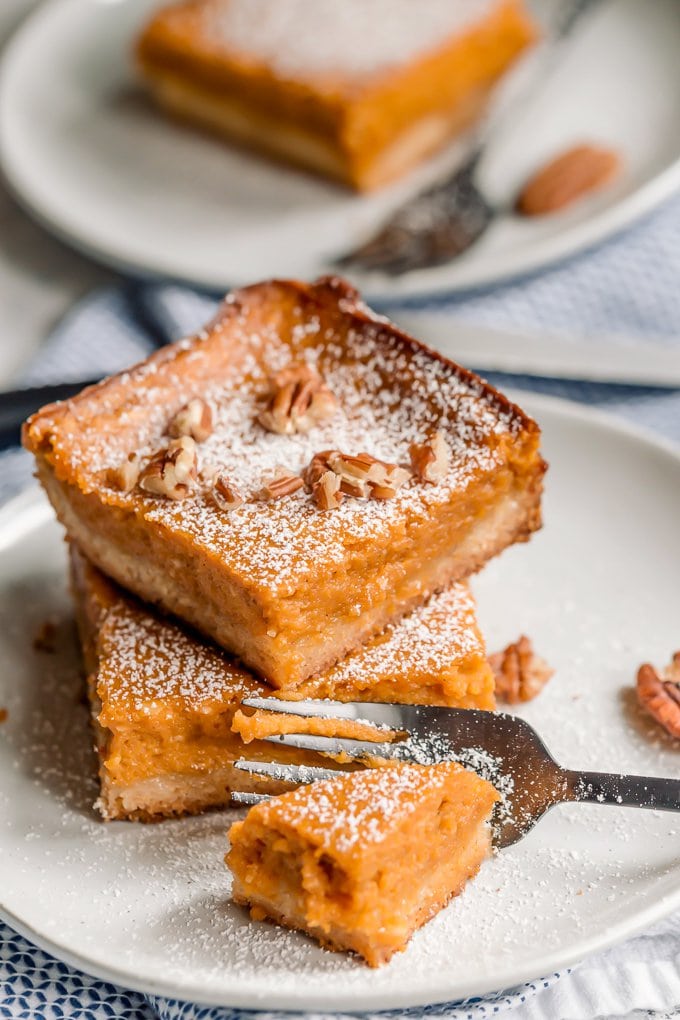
[136,0,536,191]
[24,275,545,822]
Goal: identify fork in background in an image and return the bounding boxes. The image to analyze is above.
[335,0,601,275]
[232,699,680,848]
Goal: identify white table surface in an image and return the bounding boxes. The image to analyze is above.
[0,0,117,386]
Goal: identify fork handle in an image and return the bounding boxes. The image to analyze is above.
[563,769,680,812]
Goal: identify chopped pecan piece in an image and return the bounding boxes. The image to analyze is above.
[106,452,141,493]
[138,436,198,500]
[258,470,305,501]
[409,431,451,484]
[258,363,337,435]
[302,450,336,489]
[212,474,244,512]
[312,470,344,511]
[168,398,213,442]
[636,653,680,739]
[489,635,554,704]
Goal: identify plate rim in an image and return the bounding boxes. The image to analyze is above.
[1,390,679,1011]
[2,0,680,302]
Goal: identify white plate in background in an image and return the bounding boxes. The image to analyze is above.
[0,394,678,1011]
[1,0,680,300]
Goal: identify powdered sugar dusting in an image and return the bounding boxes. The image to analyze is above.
[68,293,526,599]
[253,762,478,857]
[203,0,496,82]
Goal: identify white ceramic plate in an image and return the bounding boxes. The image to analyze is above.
[1,0,680,300]
[1,393,679,1012]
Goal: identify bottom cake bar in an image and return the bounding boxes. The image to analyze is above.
[70,545,494,822]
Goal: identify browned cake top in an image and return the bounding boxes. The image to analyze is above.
[26,277,539,597]
[244,762,498,862]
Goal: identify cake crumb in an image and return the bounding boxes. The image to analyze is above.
[33,620,58,653]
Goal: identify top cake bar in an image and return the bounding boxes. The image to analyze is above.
[136,0,537,190]
[24,275,545,687]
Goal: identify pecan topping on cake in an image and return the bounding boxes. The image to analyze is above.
[212,474,244,512]
[410,431,451,484]
[258,363,337,435]
[637,653,680,739]
[168,398,213,442]
[258,469,305,501]
[305,450,410,502]
[138,436,198,500]
[489,635,554,703]
[312,470,344,511]
[106,452,141,493]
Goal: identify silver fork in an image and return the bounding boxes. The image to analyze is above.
[232,699,680,848]
[334,0,600,275]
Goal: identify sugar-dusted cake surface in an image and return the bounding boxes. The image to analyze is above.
[227,761,499,966]
[26,276,545,687]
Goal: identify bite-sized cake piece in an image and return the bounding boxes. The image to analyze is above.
[25,276,545,688]
[227,762,499,966]
[71,546,494,821]
[136,0,536,191]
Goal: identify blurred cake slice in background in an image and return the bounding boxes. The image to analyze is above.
[136,0,537,191]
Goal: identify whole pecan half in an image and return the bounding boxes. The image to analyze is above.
[636,653,680,739]
[489,635,554,704]
[258,363,337,435]
[517,144,621,216]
